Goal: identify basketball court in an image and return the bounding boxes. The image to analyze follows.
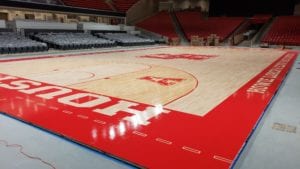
[0,46,298,168]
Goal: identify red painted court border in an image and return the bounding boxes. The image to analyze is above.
[230,52,298,168]
[0,51,297,169]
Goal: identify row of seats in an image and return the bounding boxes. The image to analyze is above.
[0,32,48,54]
[138,34,166,44]
[136,11,179,40]
[33,32,116,50]
[175,11,245,41]
[262,16,300,46]
[61,0,112,11]
[96,33,155,46]
[175,11,202,41]
[0,31,159,54]
[136,11,244,42]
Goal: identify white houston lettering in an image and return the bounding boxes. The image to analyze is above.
[94,101,170,126]
[58,93,111,108]
[20,86,72,99]
[0,80,41,90]
[0,75,170,126]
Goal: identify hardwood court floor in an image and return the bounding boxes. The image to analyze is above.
[0,46,297,169]
[0,46,286,116]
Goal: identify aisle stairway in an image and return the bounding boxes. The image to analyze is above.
[252,17,275,45]
[170,11,189,45]
[169,10,189,45]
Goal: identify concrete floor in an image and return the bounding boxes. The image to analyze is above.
[234,55,300,169]
[0,115,136,169]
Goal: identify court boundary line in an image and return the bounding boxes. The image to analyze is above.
[0,46,170,63]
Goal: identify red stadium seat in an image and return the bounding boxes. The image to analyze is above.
[136,11,178,40]
[175,11,245,42]
[262,16,300,45]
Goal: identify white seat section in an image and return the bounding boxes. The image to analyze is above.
[138,33,166,44]
[97,33,155,46]
[0,32,48,54]
[33,32,116,49]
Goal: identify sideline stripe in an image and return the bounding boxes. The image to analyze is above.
[213,155,233,164]
[182,146,201,154]
[132,131,147,137]
[155,138,172,145]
